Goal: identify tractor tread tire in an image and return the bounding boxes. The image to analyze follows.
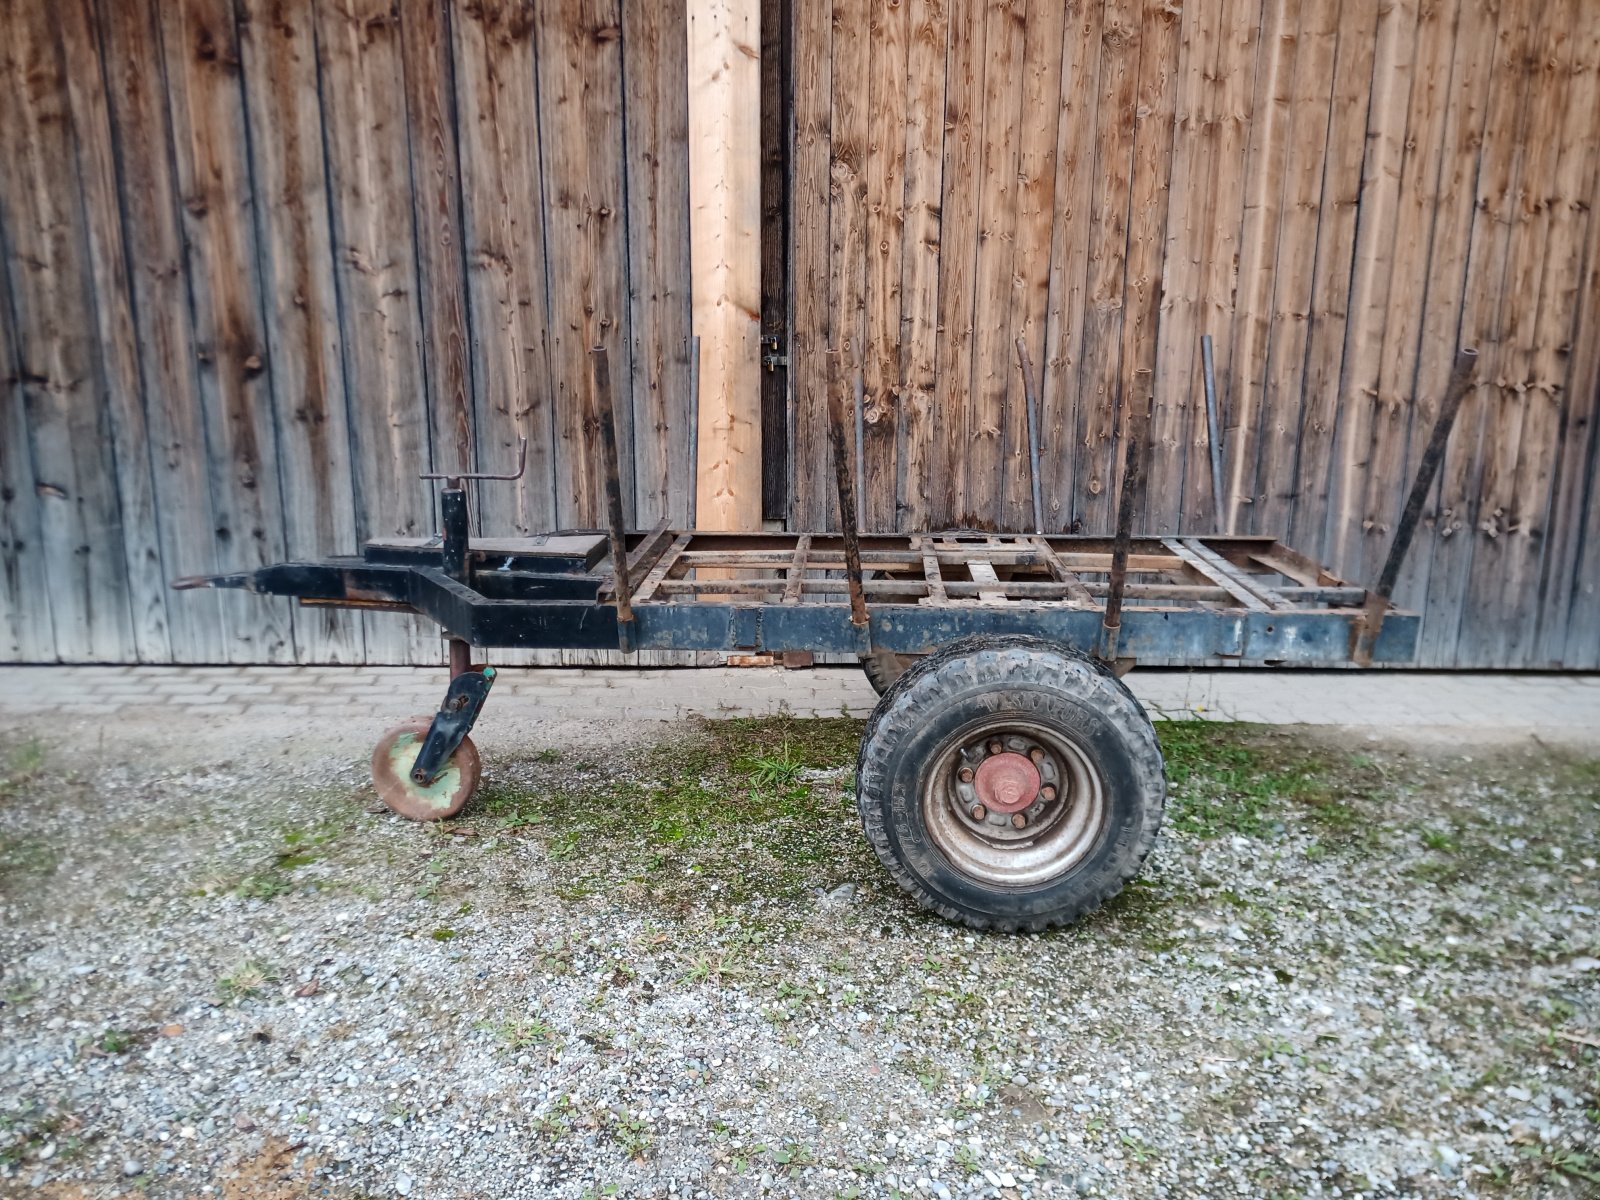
[855,634,1164,932]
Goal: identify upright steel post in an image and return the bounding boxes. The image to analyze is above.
[827,348,870,630]
[592,345,635,651]
[1096,394,1154,666]
[1201,334,1225,531]
[1352,347,1477,663]
[1016,336,1046,536]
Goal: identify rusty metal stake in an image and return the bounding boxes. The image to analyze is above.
[1353,347,1477,664]
[1015,336,1045,536]
[592,345,635,651]
[1096,393,1155,666]
[827,348,871,631]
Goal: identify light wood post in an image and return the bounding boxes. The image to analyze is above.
[688,0,762,531]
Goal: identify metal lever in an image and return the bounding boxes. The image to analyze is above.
[421,437,528,490]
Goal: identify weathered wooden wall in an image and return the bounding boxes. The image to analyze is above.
[0,0,693,665]
[788,0,1600,668]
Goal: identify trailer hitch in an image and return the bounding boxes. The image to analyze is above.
[410,665,497,786]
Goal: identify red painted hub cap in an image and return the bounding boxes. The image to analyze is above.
[972,752,1042,814]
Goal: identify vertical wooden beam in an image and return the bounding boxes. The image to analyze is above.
[688,0,762,531]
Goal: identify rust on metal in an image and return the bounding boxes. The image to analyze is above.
[591,345,634,636]
[370,717,481,822]
[1098,396,1155,664]
[826,348,871,629]
[1353,347,1478,665]
[973,751,1042,814]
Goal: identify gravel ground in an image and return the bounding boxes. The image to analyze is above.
[0,711,1597,1200]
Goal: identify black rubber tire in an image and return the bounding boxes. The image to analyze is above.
[855,634,1165,932]
[860,648,921,696]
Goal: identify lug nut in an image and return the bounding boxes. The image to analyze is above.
[970,803,988,821]
[1040,785,1057,801]
[987,739,1005,755]
[1029,747,1045,764]
[958,766,974,783]
[1011,813,1028,829]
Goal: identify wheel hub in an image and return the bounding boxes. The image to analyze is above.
[928,725,1108,887]
[972,752,1041,814]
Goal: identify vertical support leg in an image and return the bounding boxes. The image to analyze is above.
[448,637,471,678]
[440,486,469,582]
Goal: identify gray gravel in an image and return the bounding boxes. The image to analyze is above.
[0,716,1596,1200]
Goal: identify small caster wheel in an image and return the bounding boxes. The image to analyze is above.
[370,716,482,821]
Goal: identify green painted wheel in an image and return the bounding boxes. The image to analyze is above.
[370,716,481,821]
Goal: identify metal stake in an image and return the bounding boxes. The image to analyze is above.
[827,348,870,631]
[592,345,635,650]
[1201,334,1224,531]
[1016,336,1046,535]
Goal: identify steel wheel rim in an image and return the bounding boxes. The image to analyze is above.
[921,719,1108,888]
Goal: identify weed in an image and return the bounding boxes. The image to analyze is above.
[485,1016,552,1050]
[97,1028,138,1055]
[952,1144,981,1174]
[740,742,805,790]
[218,960,278,1003]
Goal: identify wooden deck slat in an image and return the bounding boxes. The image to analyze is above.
[605,521,675,600]
[914,536,948,604]
[1030,537,1095,606]
[632,533,694,604]
[1177,538,1294,611]
[783,534,812,603]
[1163,539,1271,612]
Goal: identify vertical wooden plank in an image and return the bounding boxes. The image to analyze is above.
[451,1,558,537]
[929,0,987,527]
[0,0,134,661]
[316,0,440,664]
[1462,0,1593,666]
[1112,0,1181,528]
[1289,0,1383,552]
[1391,0,1495,650]
[998,0,1065,532]
[0,221,56,660]
[236,0,364,665]
[96,0,230,663]
[1222,0,1298,534]
[861,0,907,531]
[403,0,477,490]
[161,0,296,664]
[1184,0,1254,534]
[824,0,868,527]
[687,0,761,531]
[1346,0,1463,587]
[1245,0,1339,538]
[539,0,635,528]
[1542,91,1600,665]
[893,0,949,530]
[1417,0,1536,665]
[1175,0,1258,533]
[1070,0,1139,534]
[1145,0,1215,535]
[964,0,1027,530]
[788,0,832,528]
[58,0,174,663]
[1039,0,1104,533]
[1527,16,1600,664]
